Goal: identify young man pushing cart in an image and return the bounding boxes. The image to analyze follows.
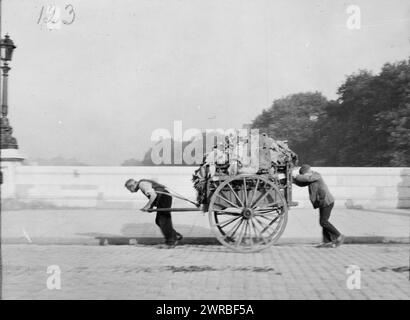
[125,178,183,248]
[293,164,345,248]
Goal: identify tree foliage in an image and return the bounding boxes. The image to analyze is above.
[252,92,328,164]
[251,58,410,166]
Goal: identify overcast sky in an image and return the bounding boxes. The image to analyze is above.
[2,0,409,165]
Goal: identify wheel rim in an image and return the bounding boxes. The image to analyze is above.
[208,175,288,252]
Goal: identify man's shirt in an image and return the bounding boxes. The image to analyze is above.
[294,171,335,208]
[138,181,157,199]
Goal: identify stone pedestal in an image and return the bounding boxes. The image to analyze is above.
[1,148,24,198]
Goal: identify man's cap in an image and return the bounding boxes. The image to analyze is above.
[299,164,311,174]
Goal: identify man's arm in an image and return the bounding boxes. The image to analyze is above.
[292,168,309,187]
[141,191,157,211]
[139,182,157,211]
[293,179,310,187]
[294,172,321,184]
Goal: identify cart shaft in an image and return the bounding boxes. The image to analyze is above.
[146,207,202,212]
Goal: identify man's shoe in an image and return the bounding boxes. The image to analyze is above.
[316,242,335,248]
[334,234,345,247]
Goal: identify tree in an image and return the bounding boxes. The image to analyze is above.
[251,92,329,164]
[373,59,410,166]
[315,59,410,166]
[317,70,382,166]
[250,57,410,166]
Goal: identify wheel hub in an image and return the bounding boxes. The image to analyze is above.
[242,207,253,219]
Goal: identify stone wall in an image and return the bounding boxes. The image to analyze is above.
[1,166,409,209]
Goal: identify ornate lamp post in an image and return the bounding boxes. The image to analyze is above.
[0,32,22,205]
[0,34,18,149]
[0,5,23,300]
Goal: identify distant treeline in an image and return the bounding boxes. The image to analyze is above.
[252,58,410,167]
[26,157,89,166]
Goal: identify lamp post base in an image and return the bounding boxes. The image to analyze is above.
[0,148,24,162]
[1,148,24,198]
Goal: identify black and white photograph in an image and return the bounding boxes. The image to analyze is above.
[0,0,409,304]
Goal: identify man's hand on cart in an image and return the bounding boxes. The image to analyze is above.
[140,204,150,212]
[141,191,157,212]
[291,167,300,179]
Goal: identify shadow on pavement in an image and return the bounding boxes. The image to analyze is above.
[120,222,213,237]
[77,222,215,245]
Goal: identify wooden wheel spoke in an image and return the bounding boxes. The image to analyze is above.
[243,177,248,207]
[258,215,280,233]
[250,218,264,246]
[226,217,244,238]
[247,220,254,244]
[243,220,249,245]
[213,202,227,209]
[246,220,254,248]
[235,220,247,246]
[249,178,260,208]
[253,216,273,235]
[216,215,242,229]
[254,212,278,217]
[254,207,280,213]
[227,183,244,208]
[254,202,284,215]
[257,214,278,222]
[253,216,271,234]
[254,202,284,210]
[251,188,273,209]
[251,218,269,244]
[254,210,281,217]
[255,214,282,233]
[214,209,242,216]
[216,193,240,209]
[253,216,268,234]
[256,218,271,233]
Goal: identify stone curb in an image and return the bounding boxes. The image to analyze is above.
[2,236,409,246]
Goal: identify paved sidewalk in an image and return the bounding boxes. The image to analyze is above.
[2,244,409,299]
[2,208,409,245]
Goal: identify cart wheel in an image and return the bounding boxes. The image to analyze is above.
[208,174,288,252]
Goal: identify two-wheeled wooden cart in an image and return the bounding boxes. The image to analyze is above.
[148,162,297,252]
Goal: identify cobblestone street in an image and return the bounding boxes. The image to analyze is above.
[2,243,409,299]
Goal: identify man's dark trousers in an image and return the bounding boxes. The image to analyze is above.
[319,202,341,243]
[153,192,179,245]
